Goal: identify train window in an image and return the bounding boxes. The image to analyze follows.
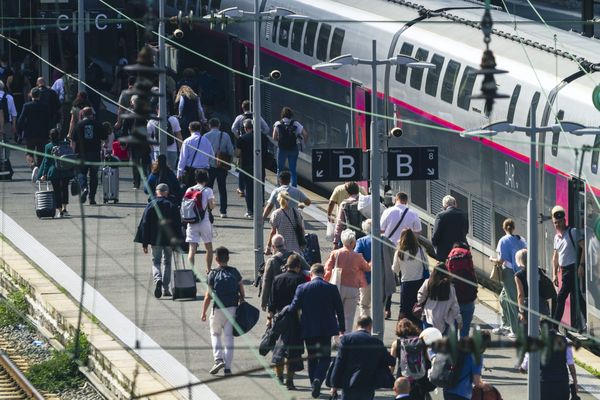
[316,24,332,61]
[411,180,427,210]
[279,17,291,47]
[507,84,521,123]
[526,91,541,127]
[457,66,477,110]
[331,127,343,147]
[303,116,314,145]
[330,28,345,59]
[271,16,280,43]
[303,21,318,57]
[441,60,461,103]
[425,54,444,97]
[410,48,429,90]
[291,20,305,52]
[551,109,565,157]
[592,134,600,174]
[395,43,414,84]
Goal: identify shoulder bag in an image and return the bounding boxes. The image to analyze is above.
[216,131,232,170]
[412,280,428,320]
[329,251,343,290]
[419,247,430,279]
[281,208,307,248]
[387,207,409,239]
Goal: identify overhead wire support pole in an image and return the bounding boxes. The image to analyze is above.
[158,0,167,157]
[77,0,85,92]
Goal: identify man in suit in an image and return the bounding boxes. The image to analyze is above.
[432,195,469,261]
[289,263,345,398]
[329,316,395,400]
[18,87,51,168]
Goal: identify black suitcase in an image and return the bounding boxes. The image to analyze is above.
[172,252,197,301]
[35,181,55,219]
[303,233,322,265]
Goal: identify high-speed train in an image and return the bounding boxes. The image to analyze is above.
[171,0,600,335]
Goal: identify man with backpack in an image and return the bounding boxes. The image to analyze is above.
[203,118,234,218]
[272,107,308,187]
[381,192,422,244]
[333,182,364,248]
[201,246,245,376]
[181,169,215,275]
[0,80,17,143]
[146,104,182,170]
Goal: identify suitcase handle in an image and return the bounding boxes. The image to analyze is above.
[36,180,51,192]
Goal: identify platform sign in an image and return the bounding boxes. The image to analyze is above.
[312,148,363,182]
[387,146,438,180]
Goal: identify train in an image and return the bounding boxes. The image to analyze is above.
[168,0,600,337]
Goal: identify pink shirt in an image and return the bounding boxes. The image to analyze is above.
[324,248,371,288]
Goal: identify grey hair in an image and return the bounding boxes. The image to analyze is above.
[442,195,456,208]
[361,219,372,234]
[341,229,356,246]
[272,234,286,249]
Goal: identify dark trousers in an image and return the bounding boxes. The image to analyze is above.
[130,151,150,189]
[304,336,331,384]
[399,279,425,324]
[208,167,228,214]
[443,392,469,400]
[554,265,586,328]
[341,388,375,400]
[26,140,46,166]
[78,165,99,200]
[50,177,70,207]
[540,380,570,400]
[240,168,264,215]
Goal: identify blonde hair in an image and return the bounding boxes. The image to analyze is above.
[175,85,198,104]
[516,248,527,267]
[278,191,289,208]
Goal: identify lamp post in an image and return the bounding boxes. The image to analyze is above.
[313,43,433,339]
[205,6,306,280]
[462,116,600,400]
[77,0,85,92]
[158,0,167,157]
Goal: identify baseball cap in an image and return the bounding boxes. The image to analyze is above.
[156,183,169,193]
[552,205,566,220]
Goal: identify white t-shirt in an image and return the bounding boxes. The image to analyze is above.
[273,118,303,135]
[392,247,427,282]
[147,116,181,152]
[381,204,422,244]
[186,184,214,224]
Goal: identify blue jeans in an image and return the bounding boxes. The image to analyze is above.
[458,302,475,338]
[277,147,299,187]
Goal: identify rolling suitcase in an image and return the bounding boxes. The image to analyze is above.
[303,233,322,265]
[172,252,197,301]
[102,164,119,204]
[0,141,12,181]
[35,181,55,219]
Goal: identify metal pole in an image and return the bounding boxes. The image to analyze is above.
[583,0,594,37]
[77,0,85,92]
[370,39,383,339]
[527,105,540,400]
[158,0,167,157]
[252,0,264,281]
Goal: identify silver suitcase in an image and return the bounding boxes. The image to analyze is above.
[35,181,55,219]
[102,166,119,203]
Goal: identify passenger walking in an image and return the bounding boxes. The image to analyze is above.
[539,329,579,400]
[272,107,308,187]
[439,351,485,400]
[389,319,434,400]
[328,315,395,400]
[114,76,136,131]
[514,249,551,324]
[261,234,309,310]
[201,247,245,376]
[432,195,469,261]
[176,85,205,139]
[267,254,307,389]
[67,92,92,139]
[267,192,305,254]
[37,128,74,217]
[326,182,366,223]
[489,219,527,338]
[0,80,17,143]
[288,263,345,398]
[417,263,461,335]
[122,95,152,190]
[144,154,182,205]
[134,183,183,298]
[18,87,50,168]
[324,229,371,332]
[381,192,422,244]
[446,243,478,338]
[35,77,61,129]
[354,219,373,317]
[203,118,234,218]
[236,119,268,217]
[263,170,311,219]
[146,103,183,170]
[177,121,213,188]
[72,107,108,205]
[392,229,428,324]
[184,169,215,274]
[333,182,364,248]
[551,205,587,329]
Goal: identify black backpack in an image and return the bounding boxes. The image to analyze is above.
[277,120,297,150]
[150,120,175,146]
[429,352,466,389]
[0,92,9,123]
[539,268,556,300]
[343,201,366,240]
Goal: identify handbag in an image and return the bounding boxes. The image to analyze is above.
[182,136,200,187]
[412,282,428,320]
[329,252,343,290]
[325,221,335,242]
[216,131,232,170]
[490,263,502,285]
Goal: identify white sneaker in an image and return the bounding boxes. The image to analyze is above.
[31,166,39,183]
[220,213,227,218]
[507,332,517,339]
[492,326,510,335]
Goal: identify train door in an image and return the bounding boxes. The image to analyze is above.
[351,80,368,189]
[585,185,600,336]
[228,35,250,118]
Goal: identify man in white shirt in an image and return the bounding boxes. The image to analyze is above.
[0,80,17,142]
[146,105,182,170]
[380,192,421,244]
[185,169,215,274]
[177,121,214,187]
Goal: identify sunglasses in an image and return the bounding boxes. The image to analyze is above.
[552,211,565,220]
